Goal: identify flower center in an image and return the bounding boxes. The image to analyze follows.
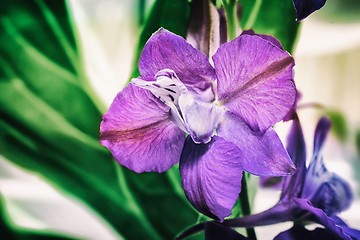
[132,69,224,144]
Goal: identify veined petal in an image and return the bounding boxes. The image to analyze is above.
[218,112,296,176]
[139,28,216,94]
[179,136,243,221]
[213,34,296,132]
[261,115,307,194]
[293,0,327,21]
[132,69,188,132]
[100,84,185,173]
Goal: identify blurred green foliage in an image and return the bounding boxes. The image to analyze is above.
[0,194,76,240]
[323,110,349,143]
[130,0,191,78]
[355,130,360,157]
[240,0,300,52]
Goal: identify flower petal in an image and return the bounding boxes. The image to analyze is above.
[260,115,307,193]
[213,34,296,132]
[302,117,332,196]
[218,112,296,176]
[313,116,331,158]
[293,0,327,21]
[294,198,353,240]
[274,225,339,240]
[139,28,216,93]
[331,216,360,240]
[179,136,243,221]
[303,164,353,216]
[280,116,307,200]
[100,84,185,173]
[302,117,353,215]
[241,30,283,50]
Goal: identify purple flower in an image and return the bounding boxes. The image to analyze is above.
[293,0,327,21]
[100,28,297,221]
[177,116,359,239]
[270,116,358,239]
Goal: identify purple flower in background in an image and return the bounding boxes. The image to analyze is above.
[100,28,297,221]
[293,0,327,21]
[271,116,358,239]
[178,116,359,239]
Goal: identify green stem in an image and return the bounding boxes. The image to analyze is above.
[223,0,238,40]
[239,173,257,240]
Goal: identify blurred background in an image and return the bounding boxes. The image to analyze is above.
[0,0,359,239]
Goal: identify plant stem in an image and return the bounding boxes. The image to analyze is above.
[223,0,238,40]
[240,173,257,240]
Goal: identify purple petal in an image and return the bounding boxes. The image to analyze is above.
[331,216,360,240]
[301,118,353,215]
[274,225,339,240]
[283,90,301,122]
[139,28,216,93]
[280,116,307,201]
[204,222,248,240]
[100,84,185,173]
[313,116,331,158]
[293,0,327,21]
[304,170,353,216]
[241,30,283,50]
[218,112,296,176]
[179,136,243,221]
[294,198,353,240]
[213,34,296,132]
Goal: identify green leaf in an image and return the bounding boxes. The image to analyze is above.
[136,0,147,26]
[0,194,77,240]
[130,0,191,78]
[356,130,360,157]
[324,110,349,142]
[240,0,300,52]
[0,0,199,239]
